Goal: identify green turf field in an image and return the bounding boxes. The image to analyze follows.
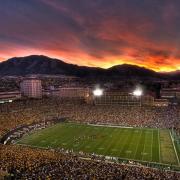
[17,123,180,166]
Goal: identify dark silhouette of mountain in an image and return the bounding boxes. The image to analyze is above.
[0,55,179,80]
[160,70,180,80]
[0,55,104,77]
[106,64,159,78]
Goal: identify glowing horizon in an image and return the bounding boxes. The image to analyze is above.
[0,53,179,73]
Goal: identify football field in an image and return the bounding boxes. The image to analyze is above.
[17,123,180,166]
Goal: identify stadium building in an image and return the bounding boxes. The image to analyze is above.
[93,91,142,106]
[87,89,155,106]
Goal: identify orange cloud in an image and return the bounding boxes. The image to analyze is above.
[1,0,180,72]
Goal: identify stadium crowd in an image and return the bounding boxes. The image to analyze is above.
[0,98,179,136]
[0,145,179,179]
[0,98,180,179]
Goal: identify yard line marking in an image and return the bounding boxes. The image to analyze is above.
[141,131,146,161]
[109,128,124,156]
[158,129,161,163]
[150,130,153,162]
[133,129,142,160]
[170,131,180,166]
[118,130,133,155]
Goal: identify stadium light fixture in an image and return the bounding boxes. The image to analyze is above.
[133,88,143,97]
[93,88,103,97]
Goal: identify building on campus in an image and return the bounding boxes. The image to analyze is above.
[153,99,169,107]
[0,91,21,103]
[160,88,180,99]
[43,87,90,99]
[20,77,42,98]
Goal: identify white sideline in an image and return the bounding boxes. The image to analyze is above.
[17,143,180,169]
[88,124,133,129]
[170,131,180,166]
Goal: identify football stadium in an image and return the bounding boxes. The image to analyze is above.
[1,91,180,179]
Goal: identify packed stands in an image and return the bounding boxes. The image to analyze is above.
[0,98,179,136]
[0,145,179,179]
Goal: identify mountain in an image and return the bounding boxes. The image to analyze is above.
[0,55,104,77]
[0,55,179,80]
[106,64,160,78]
[160,70,180,80]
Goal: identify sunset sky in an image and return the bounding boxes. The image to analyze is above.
[1,0,180,72]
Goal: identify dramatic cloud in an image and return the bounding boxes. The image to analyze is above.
[0,0,180,71]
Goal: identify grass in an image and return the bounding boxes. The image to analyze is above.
[17,123,180,166]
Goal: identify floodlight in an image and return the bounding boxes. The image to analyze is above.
[133,88,143,97]
[93,88,103,96]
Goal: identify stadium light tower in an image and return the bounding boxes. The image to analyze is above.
[93,88,103,97]
[133,88,143,97]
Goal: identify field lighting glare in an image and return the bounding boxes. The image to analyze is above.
[133,88,143,97]
[93,88,103,97]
